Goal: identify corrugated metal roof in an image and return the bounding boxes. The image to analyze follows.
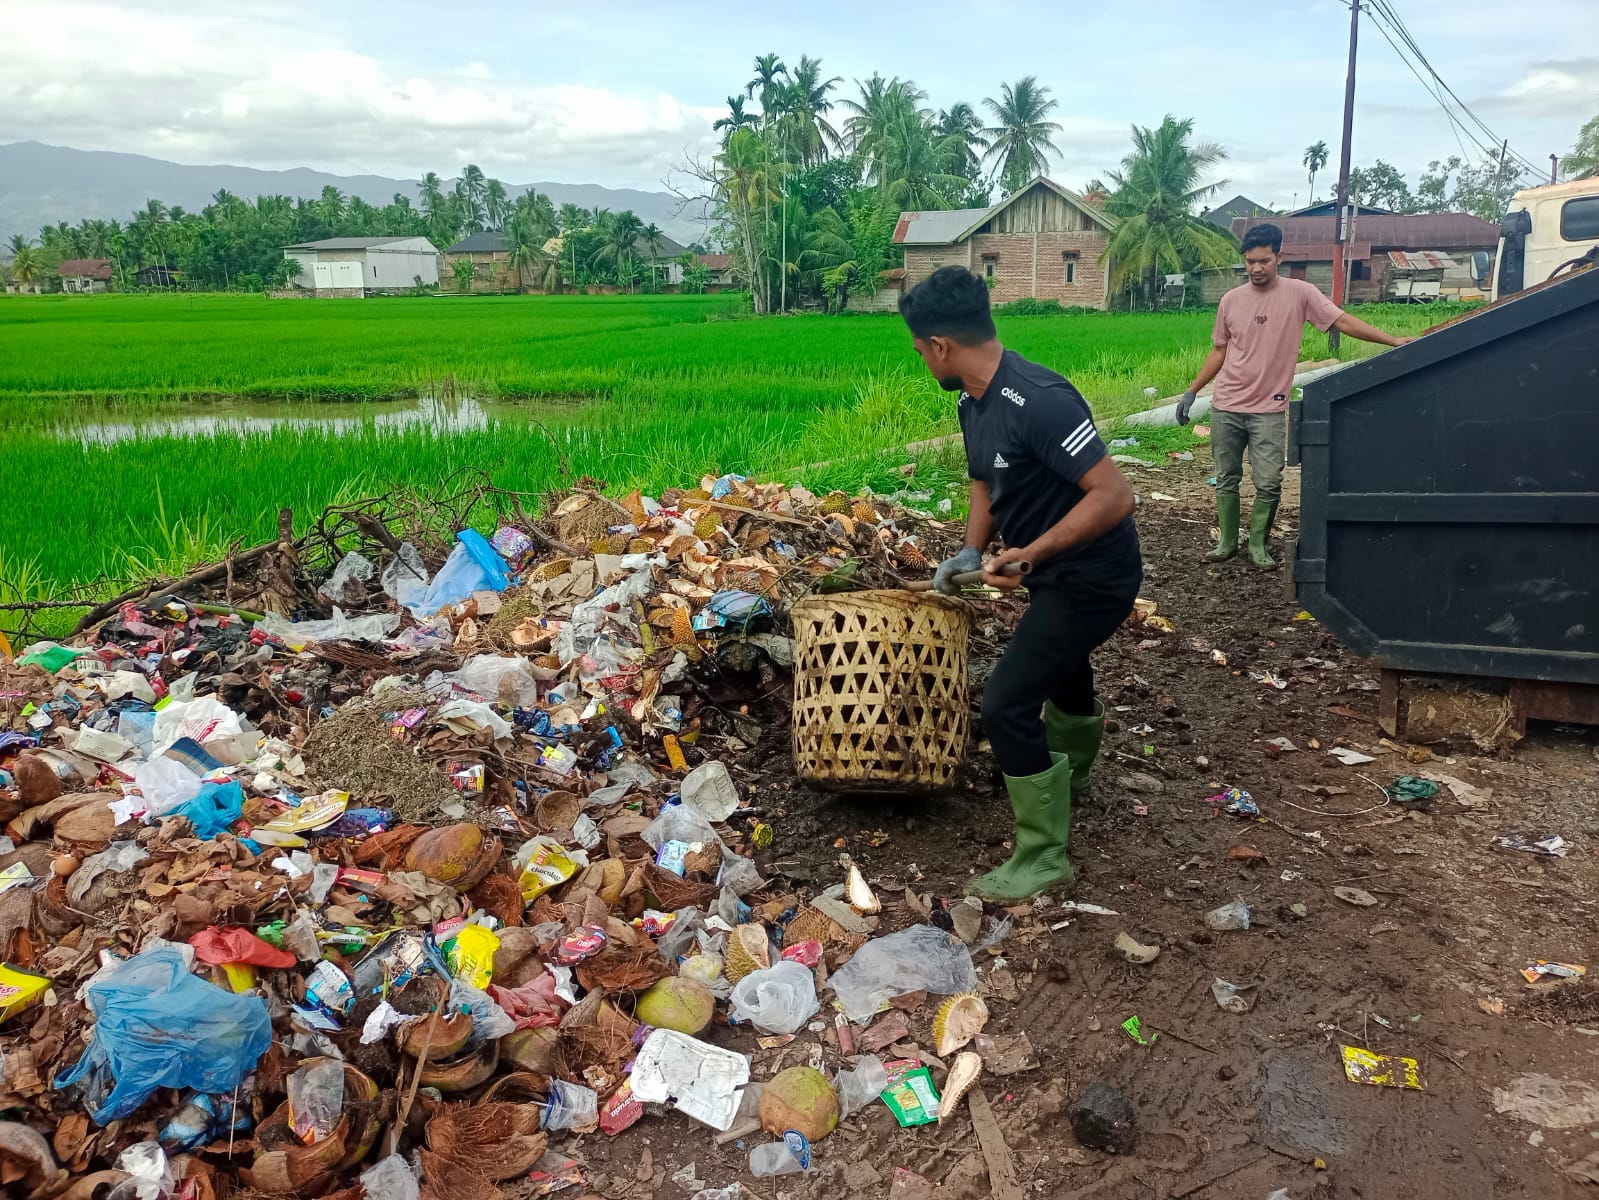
[57,258,112,278]
[1234,212,1498,249]
[894,206,995,245]
[1280,241,1372,261]
[1387,250,1458,270]
[284,236,427,250]
[445,231,509,254]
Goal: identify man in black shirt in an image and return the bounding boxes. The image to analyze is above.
[900,266,1143,902]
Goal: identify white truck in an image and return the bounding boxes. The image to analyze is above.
[1489,177,1599,301]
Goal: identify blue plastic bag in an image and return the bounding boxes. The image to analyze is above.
[408,530,511,618]
[56,945,272,1124]
[170,779,245,841]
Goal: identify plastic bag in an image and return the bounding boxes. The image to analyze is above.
[1205,899,1252,931]
[541,1079,598,1131]
[717,849,763,897]
[381,541,430,612]
[56,944,272,1124]
[448,978,516,1044]
[408,531,510,618]
[436,699,512,740]
[432,655,540,706]
[361,1155,421,1200]
[170,780,245,841]
[132,755,203,816]
[681,761,740,822]
[729,961,819,1035]
[287,1057,344,1144]
[150,696,247,757]
[643,805,723,852]
[324,551,374,605]
[257,607,400,648]
[828,924,977,1023]
[107,1141,175,1200]
[835,1054,889,1119]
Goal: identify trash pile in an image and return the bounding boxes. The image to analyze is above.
[0,472,1016,1199]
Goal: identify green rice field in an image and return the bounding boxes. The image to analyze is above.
[0,292,1462,627]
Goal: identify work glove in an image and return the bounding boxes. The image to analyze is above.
[1176,391,1197,426]
[933,546,983,595]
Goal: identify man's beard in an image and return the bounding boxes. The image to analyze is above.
[938,374,964,392]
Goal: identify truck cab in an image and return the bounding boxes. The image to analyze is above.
[1490,177,1599,301]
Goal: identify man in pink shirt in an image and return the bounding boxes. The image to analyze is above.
[1177,224,1412,566]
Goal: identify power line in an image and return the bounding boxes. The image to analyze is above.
[1365,6,1484,163]
[1366,0,1541,177]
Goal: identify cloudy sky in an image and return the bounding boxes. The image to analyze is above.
[2,0,1594,202]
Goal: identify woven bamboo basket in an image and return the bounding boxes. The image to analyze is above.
[791,590,970,791]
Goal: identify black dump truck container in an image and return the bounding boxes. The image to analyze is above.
[1291,267,1599,729]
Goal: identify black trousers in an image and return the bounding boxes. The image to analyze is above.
[980,580,1138,778]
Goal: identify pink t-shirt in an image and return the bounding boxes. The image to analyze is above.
[1210,277,1344,413]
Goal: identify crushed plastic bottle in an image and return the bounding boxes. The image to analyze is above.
[1204,899,1252,931]
[749,1141,806,1176]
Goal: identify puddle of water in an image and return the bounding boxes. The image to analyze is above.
[48,394,575,446]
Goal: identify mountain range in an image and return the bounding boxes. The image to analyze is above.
[0,141,710,246]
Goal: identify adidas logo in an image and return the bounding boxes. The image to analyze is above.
[993,452,1009,468]
[1001,386,1026,406]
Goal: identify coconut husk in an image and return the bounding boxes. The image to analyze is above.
[479,1072,550,1107]
[241,1114,350,1196]
[644,862,718,912]
[403,825,502,889]
[466,872,524,927]
[419,1149,506,1200]
[560,1024,636,1078]
[572,858,625,909]
[533,791,582,833]
[574,941,670,994]
[427,1104,547,1182]
[352,823,430,868]
[501,1027,564,1077]
[554,493,630,547]
[8,791,117,846]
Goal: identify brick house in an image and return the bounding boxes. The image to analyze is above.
[894,177,1118,308]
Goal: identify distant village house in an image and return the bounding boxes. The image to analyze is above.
[58,258,113,293]
[891,177,1118,310]
[280,236,440,297]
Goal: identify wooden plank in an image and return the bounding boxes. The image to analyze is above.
[1378,668,1401,738]
[968,1087,1024,1200]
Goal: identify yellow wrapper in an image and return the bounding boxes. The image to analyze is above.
[518,842,578,902]
[449,924,500,989]
[0,963,50,1025]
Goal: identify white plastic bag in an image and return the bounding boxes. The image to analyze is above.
[835,1054,889,1119]
[431,655,539,706]
[449,979,516,1044]
[257,607,399,647]
[150,696,245,756]
[132,755,203,816]
[324,552,374,605]
[360,1155,421,1200]
[828,924,977,1023]
[643,805,723,851]
[382,542,430,613]
[729,961,819,1035]
[681,761,740,822]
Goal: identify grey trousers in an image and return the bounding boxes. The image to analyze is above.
[1211,408,1286,505]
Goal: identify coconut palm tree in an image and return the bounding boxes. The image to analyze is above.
[778,55,842,167]
[314,186,346,227]
[717,129,782,313]
[714,96,759,141]
[983,77,1063,193]
[1103,114,1237,308]
[1563,112,1599,179]
[593,210,646,287]
[505,212,554,291]
[640,221,666,286]
[876,110,968,211]
[934,103,989,180]
[419,172,445,219]
[485,178,509,230]
[8,243,45,293]
[1303,141,1330,202]
[842,74,927,160]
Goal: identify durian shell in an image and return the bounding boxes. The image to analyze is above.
[933,993,989,1056]
[783,906,844,946]
[845,864,880,915]
[531,557,573,581]
[671,608,696,645]
[937,1051,983,1121]
[819,491,851,515]
[726,924,771,983]
[896,541,929,570]
[693,512,720,540]
[851,498,877,523]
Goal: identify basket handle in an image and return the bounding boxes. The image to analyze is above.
[903,560,1031,592]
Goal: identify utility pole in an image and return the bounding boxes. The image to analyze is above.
[1550,154,1559,185]
[1330,0,1360,351]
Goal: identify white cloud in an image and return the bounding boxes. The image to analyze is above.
[0,0,720,186]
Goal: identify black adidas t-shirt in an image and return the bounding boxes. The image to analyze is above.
[957,349,1142,591]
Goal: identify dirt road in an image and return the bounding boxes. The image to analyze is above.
[575,458,1598,1200]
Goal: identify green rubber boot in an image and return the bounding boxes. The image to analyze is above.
[1248,499,1279,569]
[965,753,1074,903]
[1044,699,1105,799]
[1207,492,1240,562]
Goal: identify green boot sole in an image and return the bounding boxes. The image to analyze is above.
[1207,492,1240,562]
[1044,699,1105,799]
[965,754,1074,903]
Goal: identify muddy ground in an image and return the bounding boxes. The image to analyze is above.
[570,458,1599,1200]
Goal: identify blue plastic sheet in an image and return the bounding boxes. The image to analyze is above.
[409,530,511,618]
[56,945,272,1124]
[170,780,245,841]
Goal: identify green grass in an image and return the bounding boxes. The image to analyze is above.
[0,293,1466,631]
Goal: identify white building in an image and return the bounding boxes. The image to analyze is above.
[282,236,439,295]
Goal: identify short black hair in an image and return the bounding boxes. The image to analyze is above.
[898,265,997,344]
[1241,223,1283,254]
